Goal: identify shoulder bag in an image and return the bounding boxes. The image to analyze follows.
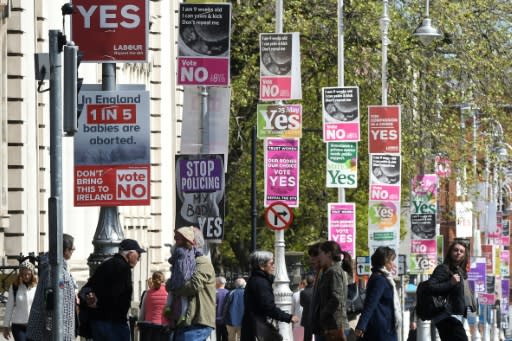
[254,314,283,341]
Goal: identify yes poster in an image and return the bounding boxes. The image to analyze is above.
[410,174,438,239]
[328,203,356,257]
[368,200,400,250]
[326,142,357,188]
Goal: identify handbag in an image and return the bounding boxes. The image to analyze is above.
[346,283,365,315]
[254,315,283,341]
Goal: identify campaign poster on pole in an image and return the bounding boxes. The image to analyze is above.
[177,3,231,86]
[326,142,357,188]
[74,89,150,206]
[259,33,302,101]
[468,257,487,294]
[175,154,225,242]
[481,244,494,274]
[410,174,438,239]
[257,104,302,139]
[264,138,300,208]
[368,105,401,154]
[328,203,356,257]
[180,86,230,171]
[71,0,149,62]
[369,154,401,201]
[322,87,360,142]
[455,201,473,238]
[409,239,437,274]
[368,200,400,250]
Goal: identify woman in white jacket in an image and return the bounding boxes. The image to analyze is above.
[2,260,38,340]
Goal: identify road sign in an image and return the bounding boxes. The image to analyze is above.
[356,256,371,276]
[264,201,293,231]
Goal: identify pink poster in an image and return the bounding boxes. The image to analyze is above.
[368,105,401,154]
[264,138,300,207]
[328,203,356,257]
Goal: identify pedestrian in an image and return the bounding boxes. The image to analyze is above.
[291,278,306,341]
[311,241,349,341]
[240,250,299,341]
[171,227,216,341]
[139,271,167,324]
[355,246,401,341]
[27,234,77,341]
[216,276,229,341]
[427,241,476,341]
[164,226,200,329]
[2,260,38,341]
[222,278,246,341]
[302,242,322,341]
[79,238,145,341]
[300,274,315,341]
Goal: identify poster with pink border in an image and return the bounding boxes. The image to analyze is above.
[328,203,356,257]
[264,138,300,207]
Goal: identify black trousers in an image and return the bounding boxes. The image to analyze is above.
[216,322,228,341]
[435,317,468,341]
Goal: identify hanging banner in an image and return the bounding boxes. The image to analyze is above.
[409,239,437,274]
[468,257,487,294]
[177,3,231,86]
[259,32,302,101]
[326,142,357,188]
[455,201,473,238]
[264,138,300,207]
[74,89,150,206]
[322,86,360,142]
[369,154,401,201]
[368,200,400,250]
[410,174,438,239]
[71,0,149,62]
[368,105,401,154]
[328,203,356,257]
[175,154,225,242]
[180,86,230,170]
[256,104,302,139]
[481,244,495,275]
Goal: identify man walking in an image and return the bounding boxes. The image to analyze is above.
[222,278,246,341]
[80,239,145,341]
[216,276,229,341]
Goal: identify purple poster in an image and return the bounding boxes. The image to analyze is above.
[468,257,487,293]
[328,203,356,257]
[264,138,300,207]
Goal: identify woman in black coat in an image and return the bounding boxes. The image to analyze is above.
[241,251,299,341]
[427,241,476,341]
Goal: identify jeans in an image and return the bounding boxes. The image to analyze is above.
[11,324,27,341]
[90,320,131,341]
[173,325,213,341]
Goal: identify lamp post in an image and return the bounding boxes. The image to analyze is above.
[412,1,442,341]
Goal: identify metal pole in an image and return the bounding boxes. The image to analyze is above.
[200,86,209,154]
[87,63,124,276]
[251,127,257,252]
[48,29,64,341]
[380,0,390,106]
[273,1,293,340]
[337,0,346,203]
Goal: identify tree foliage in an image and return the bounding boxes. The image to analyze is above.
[215,0,512,272]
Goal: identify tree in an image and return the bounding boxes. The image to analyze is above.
[215,0,512,272]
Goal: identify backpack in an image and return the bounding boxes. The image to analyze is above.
[346,283,365,315]
[415,280,447,321]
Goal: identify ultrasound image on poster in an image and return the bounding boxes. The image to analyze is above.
[260,34,292,76]
[179,4,230,57]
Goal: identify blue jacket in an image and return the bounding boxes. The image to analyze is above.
[223,287,245,327]
[355,270,397,341]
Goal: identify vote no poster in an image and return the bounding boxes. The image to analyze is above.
[368,200,400,251]
[409,239,437,274]
[328,203,356,257]
[259,32,302,101]
[264,138,300,207]
[369,154,401,201]
[177,3,231,86]
[322,87,360,142]
[326,142,357,188]
[74,89,150,206]
[368,105,401,154]
[410,174,438,239]
[175,154,225,242]
[257,104,302,139]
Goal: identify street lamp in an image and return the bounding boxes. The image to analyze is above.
[413,0,442,46]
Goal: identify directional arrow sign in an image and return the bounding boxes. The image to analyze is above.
[264,201,293,231]
[356,256,371,276]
